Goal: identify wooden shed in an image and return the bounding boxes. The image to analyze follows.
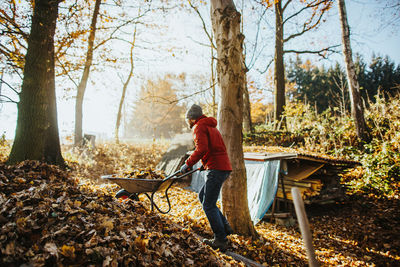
[244,152,360,205]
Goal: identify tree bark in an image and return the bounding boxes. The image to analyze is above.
[210,0,257,238]
[8,0,64,166]
[211,39,217,118]
[74,0,101,146]
[243,74,253,133]
[115,23,138,144]
[338,0,369,142]
[274,0,285,129]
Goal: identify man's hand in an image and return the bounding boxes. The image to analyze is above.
[180,164,189,174]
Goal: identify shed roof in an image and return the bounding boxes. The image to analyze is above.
[244,152,360,167]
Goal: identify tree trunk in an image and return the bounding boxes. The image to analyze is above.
[211,38,217,118]
[74,0,101,146]
[8,0,64,166]
[274,0,285,130]
[243,74,253,133]
[115,24,137,144]
[338,0,369,142]
[210,0,257,238]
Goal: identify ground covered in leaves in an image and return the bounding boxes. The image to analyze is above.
[1,142,399,266]
[150,187,400,266]
[0,160,239,266]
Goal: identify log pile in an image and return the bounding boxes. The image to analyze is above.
[276,178,322,200]
[275,155,359,204]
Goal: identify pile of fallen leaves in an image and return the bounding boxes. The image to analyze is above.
[0,160,240,266]
[120,168,165,180]
[150,186,400,266]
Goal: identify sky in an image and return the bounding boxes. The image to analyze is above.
[1,0,399,141]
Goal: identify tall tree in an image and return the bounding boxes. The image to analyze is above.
[263,0,336,129]
[187,0,253,132]
[74,0,101,146]
[115,19,138,144]
[210,0,257,238]
[338,0,369,142]
[274,0,285,129]
[8,0,64,166]
[126,75,185,139]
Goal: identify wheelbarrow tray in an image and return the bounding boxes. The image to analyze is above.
[101,175,174,194]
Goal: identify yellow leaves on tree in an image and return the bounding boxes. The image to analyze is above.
[126,74,186,139]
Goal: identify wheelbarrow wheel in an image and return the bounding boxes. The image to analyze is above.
[115,189,139,201]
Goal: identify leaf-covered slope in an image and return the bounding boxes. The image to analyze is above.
[0,161,239,266]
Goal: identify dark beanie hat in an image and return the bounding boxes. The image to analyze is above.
[186,104,203,120]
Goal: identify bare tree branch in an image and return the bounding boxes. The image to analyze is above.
[140,83,216,105]
[283,0,324,25]
[0,94,18,104]
[94,20,147,50]
[0,77,20,96]
[56,56,79,87]
[284,44,341,58]
[256,58,273,74]
[246,7,267,69]
[282,0,293,12]
[284,5,329,43]
[187,0,216,50]
[0,10,29,41]
[186,35,213,49]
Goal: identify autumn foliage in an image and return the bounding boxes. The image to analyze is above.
[0,160,240,266]
[1,140,399,266]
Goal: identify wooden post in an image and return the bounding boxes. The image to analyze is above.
[291,187,319,267]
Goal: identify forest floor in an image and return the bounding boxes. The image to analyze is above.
[0,142,399,266]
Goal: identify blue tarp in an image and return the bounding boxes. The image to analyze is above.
[188,159,280,225]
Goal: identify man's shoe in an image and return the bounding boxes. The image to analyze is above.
[224,224,234,235]
[203,238,228,252]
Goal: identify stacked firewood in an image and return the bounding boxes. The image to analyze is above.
[276,177,322,200]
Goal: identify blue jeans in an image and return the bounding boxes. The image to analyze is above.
[199,170,231,241]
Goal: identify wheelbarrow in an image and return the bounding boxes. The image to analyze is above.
[101,167,201,214]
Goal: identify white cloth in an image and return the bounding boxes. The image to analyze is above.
[188,159,280,225]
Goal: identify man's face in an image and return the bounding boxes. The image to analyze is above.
[186,118,196,128]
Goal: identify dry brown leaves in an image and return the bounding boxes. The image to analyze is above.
[148,185,400,266]
[118,168,165,180]
[0,160,239,266]
[1,142,399,266]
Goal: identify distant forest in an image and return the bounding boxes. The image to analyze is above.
[286,55,400,114]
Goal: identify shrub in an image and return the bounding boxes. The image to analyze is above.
[248,94,400,198]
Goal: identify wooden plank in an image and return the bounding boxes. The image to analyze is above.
[244,152,298,161]
[292,187,320,267]
[264,212,292,218]
[285,161,325,181]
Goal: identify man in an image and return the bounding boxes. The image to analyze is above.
[180,104,233,251]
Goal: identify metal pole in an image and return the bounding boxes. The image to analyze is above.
[291,187,319,267]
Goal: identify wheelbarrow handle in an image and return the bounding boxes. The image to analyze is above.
[162,167,201,182]
[164,169,182,180]
[173,167,201,180]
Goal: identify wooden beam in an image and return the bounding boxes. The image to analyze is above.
[292,187,320,267]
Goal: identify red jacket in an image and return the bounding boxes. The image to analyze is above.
[186,115,232,171]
